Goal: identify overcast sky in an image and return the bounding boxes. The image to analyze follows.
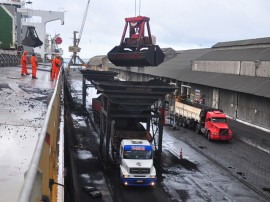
[29,0,270,59]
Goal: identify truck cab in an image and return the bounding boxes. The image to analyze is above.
[202,110,233,141]
[119,139,157,186]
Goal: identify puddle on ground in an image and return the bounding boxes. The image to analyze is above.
[77,150,93,160]
[262,188,270,193]
[176,189,190,201]
[178,159,198,171]
[236,171,247,179]
[236,171,245,176]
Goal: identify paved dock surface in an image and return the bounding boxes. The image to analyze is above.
[1,66,269,201]
[0,65,55,202]
[66,69,270,201]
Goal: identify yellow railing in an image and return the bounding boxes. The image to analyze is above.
[18,71,64,202]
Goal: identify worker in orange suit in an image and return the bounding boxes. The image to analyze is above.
[21,51,30,76]
[51,54,62,80]
[30,53,38,79]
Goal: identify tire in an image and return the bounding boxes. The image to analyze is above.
[207,131,211,141]
[182,121,186,128]
[195,124,201,134]
[180,120,184,127]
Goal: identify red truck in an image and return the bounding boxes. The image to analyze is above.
[174,101,233,141]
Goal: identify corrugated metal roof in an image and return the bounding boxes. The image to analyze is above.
[196,48,270,61]
[176,71,270,98]
[143,48,270,99]
[88,55,106,66]
[212,37,270,48]
[144,48,212,79]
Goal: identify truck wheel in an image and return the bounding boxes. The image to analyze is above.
[207,131,211,141]
[195,125,201,134]
[182,119,186,128]
[180,120,183,127]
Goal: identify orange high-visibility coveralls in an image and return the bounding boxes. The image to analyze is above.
[30,54,38,78]
[21,51,28,75]
[51,56,61,80]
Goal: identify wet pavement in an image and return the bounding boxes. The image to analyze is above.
[3,66,269,201]
[0,65,55,202]
[64,71,113,202]
[69,111,113,202]
[161,131,269,201]
[66,69,270,202]
[229,119,270,154]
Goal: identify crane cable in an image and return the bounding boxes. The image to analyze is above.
[78,0,91,45]
[134,0,141,16]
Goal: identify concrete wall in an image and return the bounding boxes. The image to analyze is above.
[257,61,270,78]
[240,61,256,76]
[193,60,270,78]
[193,61,240,74]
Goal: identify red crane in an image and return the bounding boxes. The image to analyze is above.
[107,16,165,67]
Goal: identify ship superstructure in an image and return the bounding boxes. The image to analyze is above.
[0,0,64,62]
[0,0,23,50]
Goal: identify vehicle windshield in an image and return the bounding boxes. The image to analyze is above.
[123,150,152,159]
[212,117,227,123]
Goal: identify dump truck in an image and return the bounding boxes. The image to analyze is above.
[109,119,157,186]
[174,101,233,141]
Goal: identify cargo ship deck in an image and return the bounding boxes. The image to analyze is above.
[0,65,55,202]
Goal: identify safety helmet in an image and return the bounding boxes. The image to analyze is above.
[24,51,28,55]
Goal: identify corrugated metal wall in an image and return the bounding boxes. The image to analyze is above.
[190,85,270,129]
[237,93,270,129]
[219,89,238,118]
[190,84,213,106]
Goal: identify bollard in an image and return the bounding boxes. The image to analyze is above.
[179,148,183,159]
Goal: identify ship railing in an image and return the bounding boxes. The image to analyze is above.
[18,67,64,202]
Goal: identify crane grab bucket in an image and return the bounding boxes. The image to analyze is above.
[108,44,164,67]
[22,26,43,47]
[107,16,165,67]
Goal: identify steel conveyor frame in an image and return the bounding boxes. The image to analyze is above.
[79,70,176,169]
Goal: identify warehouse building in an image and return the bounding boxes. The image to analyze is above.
[90,37,270,130]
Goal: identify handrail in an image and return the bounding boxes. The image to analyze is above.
[18,71,62,202]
